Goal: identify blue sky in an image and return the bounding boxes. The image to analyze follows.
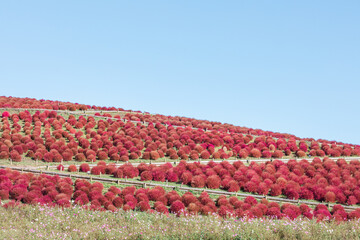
[1,1,359,144]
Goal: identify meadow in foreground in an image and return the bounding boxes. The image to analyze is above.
[0,204,360,240]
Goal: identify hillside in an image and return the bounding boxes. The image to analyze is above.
[1,96,360,239]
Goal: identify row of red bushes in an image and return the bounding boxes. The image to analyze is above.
[1,110,359,164]
[1,96,359,150]
[1,168,360,221]
[0,96,127,111]
[68,157,360,205]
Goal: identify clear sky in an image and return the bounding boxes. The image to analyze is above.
[0,1,359,145]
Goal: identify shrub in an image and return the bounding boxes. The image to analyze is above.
[75,153,86,161]
[140,171,153,181]
[299,187,314,200]
[112,197,123,208]
[228,181,240,192]
[97,151,108,160]
[0,189,9,200]
[191,175,205,188]
[262,151,272,158]
[150,151,160,160]
[266,207,282,219]
[180,171,193,185]
[137,201,151,212]
[250,149,261,158]
[238,149,249,159]
[79,163,90,172]
[272,150,284,159]
[324,192,336,203]
[68,165,77,172]
[170,200,185,215]
[244,181,257,193]
[113,169,124,178]
[155,203,169,215]
[10,186,27,200]
[284,188,299,200]
[120,164,139,178]
[347,196,358,205]
[152,168,166,182]
[244,196,257,206]
[104,192,116,201]
[206,175,221,189]
[57,164,65,171]
[256,183,269,195]
[10,151,22,162]
[90,166,102,175]
[296,150,306,158]
[0,151,9,159]
[200,150,210,159]
[120,155,129,162]
[282,205,301,220]
[148,189,162,201]
[110,154,120,161]
[166,170,178,182]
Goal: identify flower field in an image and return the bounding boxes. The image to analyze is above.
[2,168,360,220]
[1,97,359,166]
[59,157,360,206]
[1,96,360,239]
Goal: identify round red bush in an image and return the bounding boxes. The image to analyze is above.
[68,165,77,172]
[140,171,153,181]
[170,200,185,215]
[79,163,90,172]
[191,175,205,188]
[206,175,221,189]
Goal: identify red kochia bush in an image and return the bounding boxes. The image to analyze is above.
[155,203,169,215]
[228,180,240,192]
[166,170,178,182]
[112,197,123,208]
[191,175,205,188]
[347,196,358,205]
[2,111,10,118]
[272,150,284,159]
[10,151,22,162]
[90,166,102,175]
[296,150,306,158]
[147,188,162,201]
[152,168,166,182]
[206,175,221,189]
[180,171,193,185]
[200,150,210,159]
[68,165,77,172]
[140,171,153,181]
[57,164,65,171]
[111,169,122,178]
[10,186,27,200]
[324,192,336,203]
[120,164,139,178]
[266,207,283,219]
[75,153,86,161]
[150,151,160,160]
[269,184,282,196]
[170,200,185,215]
[97,151,108,160]
[0,190,10,200]
[250,149,261,158]
[284,188,299,200]
[79,163,90,172]
[137,201,151,212]
[244,196,258,206]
